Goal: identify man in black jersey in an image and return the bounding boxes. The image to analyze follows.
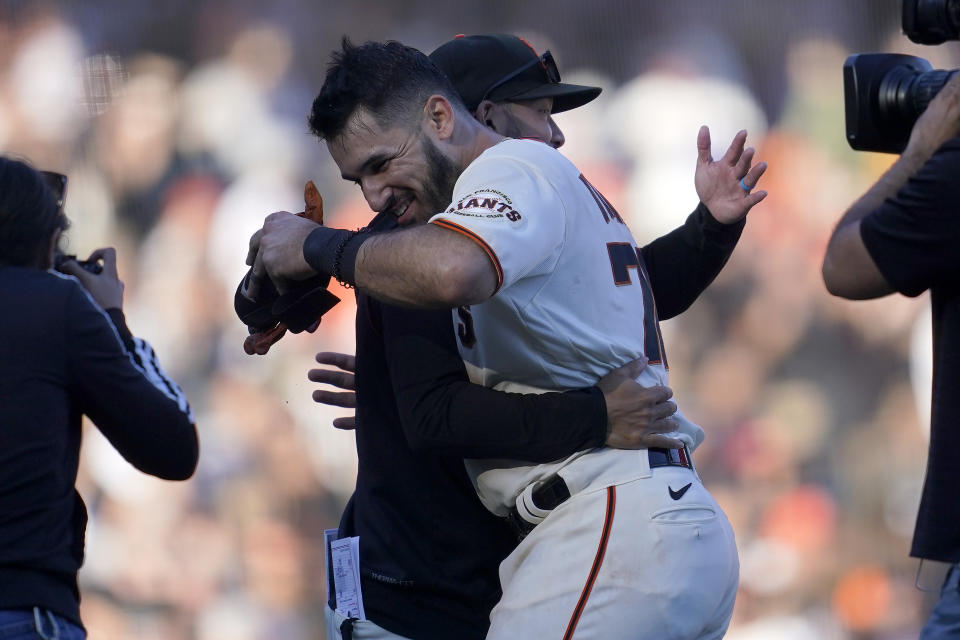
[822,73,960,639]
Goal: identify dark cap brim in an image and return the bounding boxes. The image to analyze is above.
[499,82,602,114]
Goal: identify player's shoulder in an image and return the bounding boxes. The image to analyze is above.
[484,138,565,162]
[467,139,575,182]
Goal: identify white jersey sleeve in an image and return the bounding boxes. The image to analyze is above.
[429,140,565,293]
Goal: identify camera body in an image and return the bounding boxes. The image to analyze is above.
[844,0,960,153]
[53,251,103,275]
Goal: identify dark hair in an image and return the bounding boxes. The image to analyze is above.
[0,157,68,267]
[308,38,468,141]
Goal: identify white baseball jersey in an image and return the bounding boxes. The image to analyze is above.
[429,138,705,516]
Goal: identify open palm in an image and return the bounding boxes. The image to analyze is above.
[694,126,768,224]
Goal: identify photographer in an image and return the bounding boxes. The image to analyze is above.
[822,71,960,636]
[0,158,198,639]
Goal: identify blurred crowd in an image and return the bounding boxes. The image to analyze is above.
[1,1,957,638]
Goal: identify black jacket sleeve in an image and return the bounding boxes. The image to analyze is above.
[381,305,606,462]
[641,202,745,320]
[66,288,199,480]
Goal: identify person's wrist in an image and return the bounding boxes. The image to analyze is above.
[698,201,724,226]
[303,226,370,288]
[901,133,929,160]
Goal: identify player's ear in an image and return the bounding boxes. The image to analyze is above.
[423,95,456,141]
[474,101,497,131]
[473,100,504,135]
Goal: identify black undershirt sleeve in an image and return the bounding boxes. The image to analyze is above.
[381,304,607,462]
[640,202,745,320]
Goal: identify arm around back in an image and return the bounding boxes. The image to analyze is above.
[381,304,606,460]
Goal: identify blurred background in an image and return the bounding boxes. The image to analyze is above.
[1,0,957,637]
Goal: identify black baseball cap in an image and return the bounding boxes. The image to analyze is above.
[429,34,601,114]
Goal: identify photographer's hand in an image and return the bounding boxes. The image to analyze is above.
[60,247,124,310]
[905,71,960,159]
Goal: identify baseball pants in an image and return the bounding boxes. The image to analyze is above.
[487,465,739,640]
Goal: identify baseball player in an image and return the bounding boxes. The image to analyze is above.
[311,33,596,425]
[256,39,766,638]
[272,36,682,640]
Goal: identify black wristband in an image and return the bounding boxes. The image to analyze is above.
[303,226,369,288]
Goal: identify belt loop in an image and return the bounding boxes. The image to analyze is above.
[340,617,357,640]
[678,445,694,470]
[33,608,60,640]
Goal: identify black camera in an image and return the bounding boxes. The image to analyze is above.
[843,0,960,153]
[53,252,103,275]
[903,0,960,44]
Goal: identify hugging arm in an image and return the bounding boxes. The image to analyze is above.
[379,305,680,461]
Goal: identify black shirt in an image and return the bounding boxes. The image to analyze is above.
[860,137,960,563]
[334,202,743,639]
[0,267,198,626]
[342,294,606,639]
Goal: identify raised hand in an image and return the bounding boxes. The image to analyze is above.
[596,357,684,450]
[694,126,768,225]
[308,351,357,430]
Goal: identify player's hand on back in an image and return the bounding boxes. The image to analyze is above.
[694,126,768,225]
[596,356,683,450]
[308,351,357,430]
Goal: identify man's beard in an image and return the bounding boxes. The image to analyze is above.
[419,133,459,219]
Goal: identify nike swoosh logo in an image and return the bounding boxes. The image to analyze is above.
[668,483,692,500]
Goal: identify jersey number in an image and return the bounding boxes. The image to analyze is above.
[579,175,667,366]
[605,242,667,367]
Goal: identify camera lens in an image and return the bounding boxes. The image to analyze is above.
[904,0,960,44]
[879,67,958,123]
[912,69,959,113]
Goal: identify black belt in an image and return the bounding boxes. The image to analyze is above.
[506,446,693,540]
